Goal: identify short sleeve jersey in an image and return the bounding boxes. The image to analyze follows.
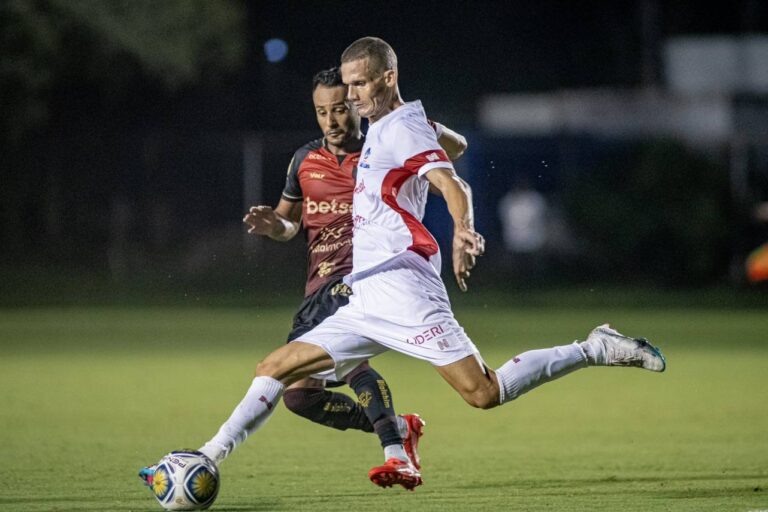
[347,101,453,282]
[282,138,358,296]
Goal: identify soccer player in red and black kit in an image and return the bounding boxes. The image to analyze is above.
[242,67,470,488]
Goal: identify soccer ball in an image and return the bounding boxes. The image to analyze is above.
[150,450,220,511]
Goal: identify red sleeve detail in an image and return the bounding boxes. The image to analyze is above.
[402,149,451,174]
[381,169,439,260]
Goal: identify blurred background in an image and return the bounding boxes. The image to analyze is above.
[2,0,768,307]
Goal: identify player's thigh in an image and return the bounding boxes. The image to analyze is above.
[434,355,501,410]
[286,279,351,343]
[256,341,335,384]
[291,306,388,382]
[357,258,480,366]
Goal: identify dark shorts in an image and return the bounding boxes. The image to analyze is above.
[286,278,352,343]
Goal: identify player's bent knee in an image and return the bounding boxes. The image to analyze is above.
[255,354,297,381]
[254,358,281,379]
[455,377,501,409]
[462,389,500,410]
[254,343,334,385]
[282,387,323,414]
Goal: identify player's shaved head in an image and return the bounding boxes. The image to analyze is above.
[341,37,398,75]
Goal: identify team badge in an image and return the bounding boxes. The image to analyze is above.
[358,391,373,407]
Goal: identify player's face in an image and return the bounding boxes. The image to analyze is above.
[312,85,360,149]
[341,58,393,120]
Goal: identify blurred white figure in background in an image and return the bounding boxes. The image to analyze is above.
[498,181,548,254]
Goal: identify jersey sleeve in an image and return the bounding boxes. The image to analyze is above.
[393,113,454,178]
[426,119,444,138]
[281,152,303,201]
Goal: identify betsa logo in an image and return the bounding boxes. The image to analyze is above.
[426,152,440,162]
[308,153,328,160]
[305,196,351,215]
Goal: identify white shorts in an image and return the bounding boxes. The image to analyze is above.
[291,251,483,380]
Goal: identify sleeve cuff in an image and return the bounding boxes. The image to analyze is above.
[417,161,454,177]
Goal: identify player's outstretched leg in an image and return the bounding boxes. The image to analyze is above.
[495,324,665,405]
[437,324,666,410]
[136,376,283,493]
[580,324,666,371]
[198,376,285,463]
[194,341,334,464]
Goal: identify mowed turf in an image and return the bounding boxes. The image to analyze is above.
[0,306,767,512]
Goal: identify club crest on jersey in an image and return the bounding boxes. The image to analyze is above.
[359,147,371,169]
[317,261,335,277]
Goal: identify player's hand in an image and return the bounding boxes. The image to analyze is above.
[452,228,485,292]
[243,205,281,237]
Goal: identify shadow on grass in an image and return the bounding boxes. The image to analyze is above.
[454,472,767,490]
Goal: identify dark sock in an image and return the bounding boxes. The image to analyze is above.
[347,366,401,447]
[283,387,373,432]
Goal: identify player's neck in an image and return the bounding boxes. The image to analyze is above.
[369,92,404,124]
[325,132,364,156]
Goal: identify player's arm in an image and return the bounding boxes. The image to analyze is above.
[434,122,468,161]
[425,168,485,292]
[428,122,467,194]
[243,199,302,242]
[429,177,475,228]
[245,149,305,241]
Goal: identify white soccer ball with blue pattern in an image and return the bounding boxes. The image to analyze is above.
[151,450,220,511]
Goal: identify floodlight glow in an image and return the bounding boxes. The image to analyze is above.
[264,38,288,63]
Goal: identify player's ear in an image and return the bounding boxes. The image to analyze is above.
[383,69,397,87]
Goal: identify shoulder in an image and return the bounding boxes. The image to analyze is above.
[291,137,324,167]
[393,102,432,136]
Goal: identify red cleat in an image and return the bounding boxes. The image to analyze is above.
[400,413,426,470]
[368,458,422,491]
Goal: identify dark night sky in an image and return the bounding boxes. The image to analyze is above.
[50,1,767,135]
[240,0,768,130]
[3,0,764,278]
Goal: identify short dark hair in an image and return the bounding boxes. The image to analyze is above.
[341,37,397,74]
[312,67,343,91]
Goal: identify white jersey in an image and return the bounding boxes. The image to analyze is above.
[347,100,454,283]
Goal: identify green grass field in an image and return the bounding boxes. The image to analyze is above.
[1,306,767,511]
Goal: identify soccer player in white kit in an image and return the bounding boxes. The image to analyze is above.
[188,37,667,492]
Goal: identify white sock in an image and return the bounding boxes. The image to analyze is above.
[384,443,408,462]
[580,338,606,365]
[495,342,587,405]
[396,416,408,438]
[199,376,284,463]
